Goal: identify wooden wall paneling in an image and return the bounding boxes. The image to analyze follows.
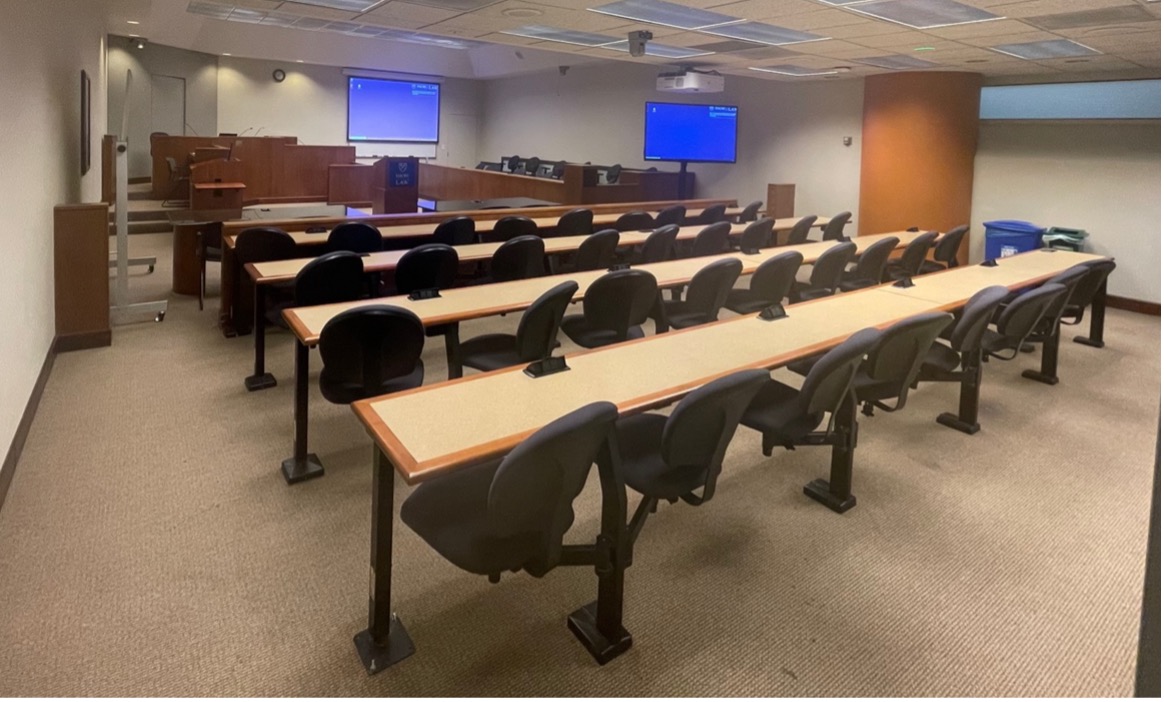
[150,136,298,200]
[53,204,111,350]
[280,145,357,201]
[328,164,374,206]
[101,135,116,204]
[418,163,570,203]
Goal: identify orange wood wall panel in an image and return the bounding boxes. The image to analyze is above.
[858,72,982,261]
[328,164,374,206]
[53,204,111,349]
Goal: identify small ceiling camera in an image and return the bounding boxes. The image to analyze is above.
[627,30,653,58]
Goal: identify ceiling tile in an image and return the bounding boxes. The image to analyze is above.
[277,2,361,19]
[360,1,464,26]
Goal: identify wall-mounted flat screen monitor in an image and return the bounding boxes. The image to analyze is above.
[348,77,440,143]
[643,102,738,163]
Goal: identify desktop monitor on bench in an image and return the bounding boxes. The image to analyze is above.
[643,101,738,164]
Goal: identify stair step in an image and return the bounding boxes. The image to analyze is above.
[128,190,155,201]
[108,220,172,235]
[110,209,171,223]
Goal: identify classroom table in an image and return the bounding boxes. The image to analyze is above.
[343,249,1107,673]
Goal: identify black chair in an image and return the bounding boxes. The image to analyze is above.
[605,163,622,184]
[550,161,567,179]
[884,231,939,282]
[690,222,732,258]
[234,227,298,330]
[484,235,546,283]
[317,305,425,405]
[1061,259,1117,346]
[556,208,594,238]
[1014,266,1091,385]
[654,205,686,228]
[504,155,521,173]
[981,284,1066,362]
[562,270,658,348]
[656,258,742,331]
[725,251,803,315]
[161,156,190,207]
[395,243,458,295]
[917,285,1009,434]
[788,241,856,303]
[692,203,727,226]
[821,211,851,241]
[740,328,881,513]
[400,401,618,582]
[196,221,223,311]
[433,216,476,246]
[617,369,768,540]
[294,251,366,308]
[737,218,776,254]
[568,229,620,272]
[327,222,382,254]
[839,236,899,292]
[919,225,968,274]
[482,215,538,243]
[614,211,655,232]
[523,156,542,176]
[638,225,679,264]
[736,200,763,223]
[785,215,818,245]
[460,281,578,372]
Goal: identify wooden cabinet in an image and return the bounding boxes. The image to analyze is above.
[54,204,111,351]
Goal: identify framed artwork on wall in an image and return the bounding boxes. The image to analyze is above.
[81,70,91,176]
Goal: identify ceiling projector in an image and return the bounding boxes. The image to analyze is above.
[656,69,724,94]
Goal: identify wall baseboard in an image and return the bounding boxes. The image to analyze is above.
[1108,295,1161,316]
[0,339,58,514]
[56,330,111,353]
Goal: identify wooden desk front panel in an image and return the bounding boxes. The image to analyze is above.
[279,145,357,201]
[54,204,111,350]
[150,135,297,199]
[419,163,569,204]
[328,164,374,206]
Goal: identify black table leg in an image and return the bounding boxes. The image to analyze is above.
[937,350,983,435]
[281,341,324,484]
[354,447,415,674]
[1075,279,1108,348]
[444,324,463,380]
[245,283,277,391]
[1023,319,1061,386]
[804,392,858,513]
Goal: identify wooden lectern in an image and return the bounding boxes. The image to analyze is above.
[371,156,420,214]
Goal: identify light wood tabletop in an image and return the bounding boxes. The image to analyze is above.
[352,248,1107,484]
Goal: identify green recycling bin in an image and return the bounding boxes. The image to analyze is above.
[1043,226,1088,252]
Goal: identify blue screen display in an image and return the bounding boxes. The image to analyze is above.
[644,102,738,163]
[348,77,440,143]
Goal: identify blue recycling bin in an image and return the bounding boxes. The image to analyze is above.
[984,220,1045,259]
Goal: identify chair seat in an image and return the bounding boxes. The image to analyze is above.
[724,288,772,315]
[921,341,961,373]
[615,414,707,500]
[838,277,877,292]
[787,353,823,377]
[401,458,542,576]
[919,260,946,274]
[661,300,713,329]
[740,380,821,446]
[319,361,424,405]
[561,314,644,349]
[851,368,899,403]
[788,283,833,303]
[461,333,522,371]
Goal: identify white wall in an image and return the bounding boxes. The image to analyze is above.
[216,57,483,167]
[107,40,219,178]
[477,64,864,225]
[0,1,107,467]
[971,122,1161,303]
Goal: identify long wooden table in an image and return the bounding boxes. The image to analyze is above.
[340,248,1107,673]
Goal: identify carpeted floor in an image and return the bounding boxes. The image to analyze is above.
[0,232,1157,696]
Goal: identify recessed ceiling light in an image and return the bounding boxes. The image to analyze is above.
[855,54,938,70]
[748,65,839,77]
[913,46,935,52]
[227,7,266,23]
[296,59,305,63]
[127,20,140,25]
[260,12,300,26]
[502,7,543,18]
[1064,58,1092,63]
[128,33,140,37]
[990,39,1101,60]
[844,0,1003,29]
[589,0,743,30]
[501,25,621,47]
[965,59,987,63]
[700,22,827,46]
[287,0,382,10]
[599,40,713,58]
[187,1,232,20]
[222,52,232,56]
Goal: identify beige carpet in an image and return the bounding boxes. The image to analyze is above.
[0,233,1157,696]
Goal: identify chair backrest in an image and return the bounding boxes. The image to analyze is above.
[551,161,566,179]
[738,200,763,223]
[165,156,179,175]
[694,203,728,225]
[739,218,776,253]
[640,225,679,264]
[685,258,742,322]
[582,269,658,340]
[490,235,546,282]
[933,225,969,267]
[485,215,538,243]
[318,305,425,401]
[654,204,686,228]
[850,236,900,283]
[808,241,858,291]
[786,215,818,245]
[556,208,594,237]
[896,231,939,276]
[573,229,620,271]
[505,155,521,172]
[749,251,803,304]
[486,401,619,576]
[798,327,882,417]
[327,222,382,254]
[948,285,1010,354]
[394,243,459,295]
[691,221,732,257]
[234,227,297,264]
[862,311,953,411]
[1067,259,1117,309]
[613,211,655,232]
[660,369,769,502]
[433,216,475,246]
[294,251,366,307]
[1041,265,1091,322]
[995,284,1065,347]
[524,156,542,175]
[822,211,851,241]
[515,281,579,362]
[605,163,622,184]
